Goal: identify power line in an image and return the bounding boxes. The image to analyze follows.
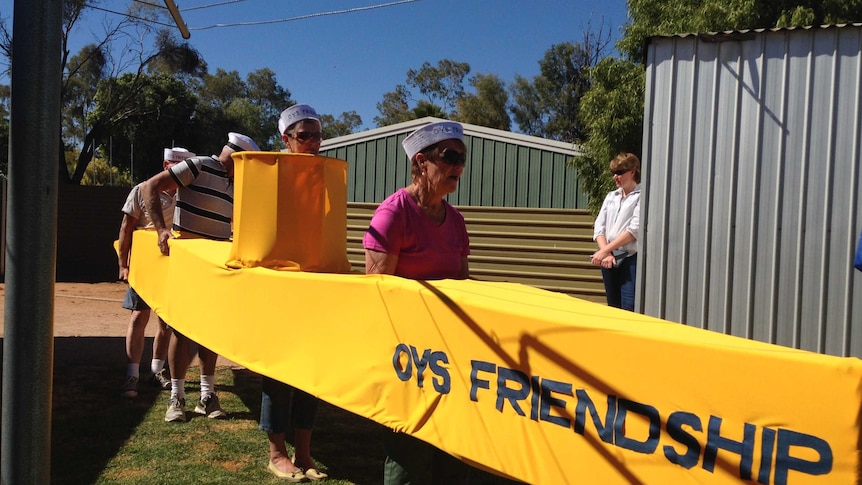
[92,1,420,36]
[133,0,249,12]
[182,0,249,12]
[189,0,420,31]
[86,4,176,29]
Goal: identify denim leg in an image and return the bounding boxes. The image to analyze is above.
[601,266,622,308]
[290,386,318,429]
[619,255,637,311]
[260,376,290,434]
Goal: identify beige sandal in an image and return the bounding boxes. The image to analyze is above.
[303,467,328,481]
[268,460,307,482]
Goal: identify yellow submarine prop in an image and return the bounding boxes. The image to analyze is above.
[127,152,862,484]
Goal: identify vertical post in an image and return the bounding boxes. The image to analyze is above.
[1,0,63,483]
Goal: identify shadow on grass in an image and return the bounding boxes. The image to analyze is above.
[1,336,388,484]
[228,368,389,483]
[0,336,162,484]
[52,337,167,484]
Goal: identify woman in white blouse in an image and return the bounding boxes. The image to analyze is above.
[591,152,642,311]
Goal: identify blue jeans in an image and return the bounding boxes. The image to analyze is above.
[259,376,318,433]
[601,254,637,311]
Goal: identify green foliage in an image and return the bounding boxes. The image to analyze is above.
[193,68,293,152]
[455,73,511,130]
[619,0,759,60]
[412,100,448,119]
[90,73,198,181]
[775,6,816,27]
[0,0,208,183]
[62,44,107,144]
[63,150,132,186]
[320,111,363,139]
[619,0,862,63]
[573,58,645,215]
[374,84,415,126]
[407,59,471,114]
[375,60,471,126]
[510,42,599,141]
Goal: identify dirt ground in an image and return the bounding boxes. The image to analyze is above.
[0,281,238,367]
[0,282,134,337]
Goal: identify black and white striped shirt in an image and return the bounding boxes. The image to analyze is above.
[168,155,233,240]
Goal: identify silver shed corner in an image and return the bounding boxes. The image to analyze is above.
[641,24,862,357]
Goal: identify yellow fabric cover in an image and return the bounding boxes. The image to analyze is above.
[123,150,862,483]
[127,229,862,484]
[226,152,350,273]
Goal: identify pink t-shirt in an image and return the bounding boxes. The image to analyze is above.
[363,189,470,280]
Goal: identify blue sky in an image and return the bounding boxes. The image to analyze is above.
[2,0,630,131]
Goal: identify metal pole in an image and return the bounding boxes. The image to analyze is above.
[1,0,63,483]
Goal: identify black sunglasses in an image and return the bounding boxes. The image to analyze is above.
[611,168,631,176]
[437,148,467,167]
[289,132,322,142]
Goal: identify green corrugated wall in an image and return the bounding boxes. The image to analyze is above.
[322,134,586,209]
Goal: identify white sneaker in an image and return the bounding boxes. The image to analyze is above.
[121,376,138,398]
[164,397,186,422]
[150,369,171,390]
[194,393,226,419]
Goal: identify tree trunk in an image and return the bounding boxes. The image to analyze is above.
[58,138,71,184]
[72,124,101,184]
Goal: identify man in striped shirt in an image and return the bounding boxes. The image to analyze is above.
[142,132,259,422]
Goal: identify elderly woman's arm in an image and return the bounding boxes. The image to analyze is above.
[365,248,398,275]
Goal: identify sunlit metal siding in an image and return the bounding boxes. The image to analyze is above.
[641,24,862,357]
[322,117,586,208]
[347,203,605,302]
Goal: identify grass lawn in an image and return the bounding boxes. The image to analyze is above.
[51,363,388,484]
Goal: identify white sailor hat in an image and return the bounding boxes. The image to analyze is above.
[401,121,464,161]
[225,132,260,152]
[278,104,320,134]
[163,147,195,162]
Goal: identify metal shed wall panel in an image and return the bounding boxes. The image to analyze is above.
[641,25,862,357]
[322,118,586,209]
[347,203,605,302]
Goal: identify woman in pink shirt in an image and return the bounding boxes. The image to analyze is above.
[364,121,470,281]
[364,120,470,484]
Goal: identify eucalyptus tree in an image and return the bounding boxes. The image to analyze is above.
[455,73,511,131]
[375,60,471,126]
[0,0,205,183]
[320,111,363,139]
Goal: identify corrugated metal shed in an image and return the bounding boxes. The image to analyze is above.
[321,117,587,208]
[640,24,862,357]
[346,203,605,302]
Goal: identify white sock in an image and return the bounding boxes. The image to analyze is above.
[171,379,186,400]
[127,364,140,379]
[151,359,165,374]
[200,375,215,398]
